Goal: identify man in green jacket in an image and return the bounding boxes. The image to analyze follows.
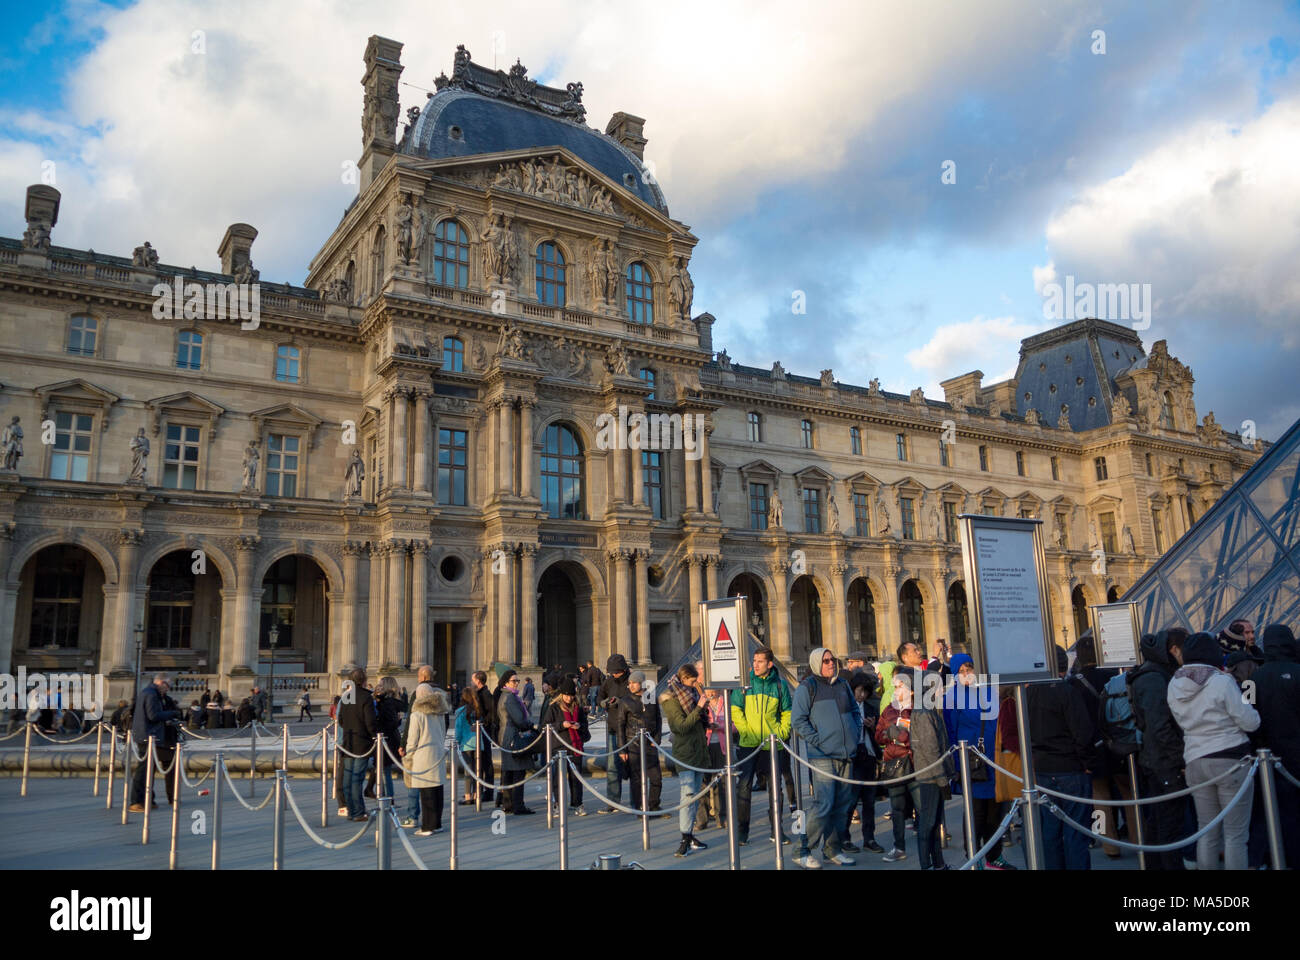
[729,646,792,844]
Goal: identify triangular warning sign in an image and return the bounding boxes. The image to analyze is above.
[713,618,736,651]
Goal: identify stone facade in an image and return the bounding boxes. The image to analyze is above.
[0,38,1262,703]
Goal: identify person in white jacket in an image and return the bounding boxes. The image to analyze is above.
[1167,631,1260,870]
[403,688,451,836]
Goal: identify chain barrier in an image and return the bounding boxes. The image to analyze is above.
[1037,758,1259,853]
[480,727,546,755]
[281,779,377,849]
[778,737,957,787]
[1272,759,1300,791]
[388,807,430,870]
[562,755,723,816]
[966,746,1026,784]
[955,798,1024,870]
[29,724,102,744]
[218,761,277,812]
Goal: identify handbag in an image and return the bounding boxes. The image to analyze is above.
[968,719,990,782]
[880,752,913,781]
[993,721,1023,803]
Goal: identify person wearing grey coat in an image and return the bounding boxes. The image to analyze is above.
[496,671,536,814]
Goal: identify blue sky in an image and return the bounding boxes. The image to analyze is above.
[2,0,1299,439]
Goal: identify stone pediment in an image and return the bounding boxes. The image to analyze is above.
[250,403,323,447]
[147,391,226,439]
[793,465,835,487]
[738,459,781,480]
[34,379,120,427]
[843,470,885,489]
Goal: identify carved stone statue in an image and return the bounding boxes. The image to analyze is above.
[910,387,926,405]
[393,195,415,264]
[827,494,841,534]
[927,506,941,541]
[131,241,159,268]
[1024,407,1040,426]
[590,238,619,304]
[768,489,784,529]
[22,222,50,251]
[128,428,150,484]
[604,343,631,376]
[820,369,834,388]
[481,213,516,283]
[232,256,258,284]
[1112,393,1132,420]
[1054,516,1067,549]
[868,378,881,398]
[667,256,692,324]
[875,492,892,537]
[1058,405,1071,430]
[716,349,732,371]
[345,449,365,498]
[496,321,528,361]
[712,481,721,515]
[1123,524,1137,554]
[241,442,260,493]
[771,361,786,381]
[1,416,23,470]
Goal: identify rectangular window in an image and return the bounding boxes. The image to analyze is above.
[801,420,814,449]
[853,492,870,536]
[943,501,958,543]
[49,412,93,481]
[275,345,301,383]
[896,433,907,461]
[1016,451,1026,476]
[748,482,768,531]
[367,437,380,500]
[1095,456,1109,481]
[802,487,822,534]
[1051,456,1060,481]
[1151,509,1165,553]
[1145,453,1153,477]
[176,331,203,370]
[437,428,468,505]
[979,445,989,471]
[747,412,762,443]
[982,503,997,516]
[68,316,97,356]
[900,496,916,540]
[939,439,950,467]
[1019,506,1035,519]
[1100,512,1118,554]
[266,434,300,497]
[850,426,861,455]
[642,450,663,519]
[163,424,200,490]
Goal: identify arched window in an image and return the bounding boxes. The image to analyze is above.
[540,424,584,519]
[625,261,654,324]
[176,330,203,370]
[1162,392,1176,430]
[372,226,386,296]
[344,261,355,303]
[433,220,470,288]
[442,336,464,372]
[639,367,656,400]
[275,345,301,383]
[535,242,566,306]
[147,551,195,649]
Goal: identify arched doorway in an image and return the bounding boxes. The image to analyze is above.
[1071,585,1090,640]
[537,561,592,673]
[846,579,879,659]
[789,575,822,667]
[947,582,970,651]
[900,580,926,651]
[259,555,330,673]
[145,549,224,667]
[1107,585,1123,603]
[727,573,767,648]
[16,544,106,658]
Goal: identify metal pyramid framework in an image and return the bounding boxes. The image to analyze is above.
[1125,416,1300,634]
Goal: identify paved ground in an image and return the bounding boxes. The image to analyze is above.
[0,717,1143,871]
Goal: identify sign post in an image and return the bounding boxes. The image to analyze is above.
[699,596,748,870]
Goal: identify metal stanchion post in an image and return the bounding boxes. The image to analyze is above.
[273,770,285,870]
[121,732,132,825]
[281,722,288,778]
[377,795,392,870]
[211,753,224,870]
[1014,684,1042,870]
[106,730,118,810]
[93,722,104,797]
[142,735,156,845]
[958,740,977,865]
[474,720,483,811]
[169,741,183,870]
[1257,749,1287,870]
[558,752,569,871]
[249,716,257,797]
[321,726,329,828]
[19,722,32,798]
[331,720,339,801]
[723,704,738,870]
[449,738,459,871]
[1126,753,1147,871]
[639,730,650,851]
[791,733,803,810]
[546,726,554,830]
[770,733,784,871]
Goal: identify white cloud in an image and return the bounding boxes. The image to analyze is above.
[1032,259,1057,295]
[904,315,1048,393]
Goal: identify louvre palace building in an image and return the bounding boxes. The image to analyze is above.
[0,37,1263,704]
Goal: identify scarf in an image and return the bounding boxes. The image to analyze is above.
[666,677,698,715]
[562,702,582,751]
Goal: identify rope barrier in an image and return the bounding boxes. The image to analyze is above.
[778,737,957,787]
[481,727,546,755]
[1272,759,1300,791]
[559,733,640,759]
[179,762,214,789]
[180,725,213,740]
[966,747,1025,784]
[0,725,32,742]
[453,748,551,789]
[335,739,376,759]
[956,798,1024,870]
[30,724,102,744]
[380,739,446,779]
[218,762,277,812]
[1038,759,1258,853]
[563,756,723,816]
[643,735,732,774]
[153,749,177,776]
[388,807,430,870]
[1030,755,1252,806]
[282,780,377,849]
[287,730,327,756]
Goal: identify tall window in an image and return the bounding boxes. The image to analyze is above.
[1099,512,1118,554]
[896,433,908,461]
[540,424,583,519]
[943,501,959,543]
[850,426,862,455]
[747,412,762,443]
[625,262,654,324]
[900,497,916,540]
[642,450,663,518]
[163,424,200,490]
[1151,509,1165,553]
[939,439,950,467]
[442,337,464,372]
[49,412,93,481]
[1016,450,1026,476]
[1094,456,1109,481]
[801,420,814,449]
[1145,453,1154,476]
[438,428,467,505]
[802,487,822,534]
[147,552,194,649]
[979,445,989,471]
[176,330,203,370]
[68,315,97,356]
[29,546,85,647]
[367,437,380,499]
[1051,456,1060,481]
[275,345,301,383]
[432,220,470,288]
[535,242,566,306]
[853,492,870,536]
[266,435,300,496]
[639,368,656,400]
[748,483,769,530]
[1161,392,1176,430]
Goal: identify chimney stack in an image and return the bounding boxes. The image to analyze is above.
[218,223,258,278]
[605,112,647,161]
[359,35,404,192]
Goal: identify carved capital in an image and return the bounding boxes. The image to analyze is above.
[387,537,410,554]
[342,540,368,557]
[236,534,261,553]
[0,522,14,542]
[518,542,538,558]
[118,528,145,547]
[410,539,430,555]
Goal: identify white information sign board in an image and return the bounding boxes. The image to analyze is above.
[1090,601,1141,668]
[700,596,748,690]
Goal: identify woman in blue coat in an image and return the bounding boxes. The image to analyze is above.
[944,654,1016,869]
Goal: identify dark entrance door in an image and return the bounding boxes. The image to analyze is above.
[537,565,579,673]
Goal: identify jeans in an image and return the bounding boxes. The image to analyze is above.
[915,782,945,868]
[627,748,662,809]
[695,742,727,830]
[799,757,856,858]
[888,782,919,852]
[1039,770,1092,870]
[679,769,706,834]
[734,746,777,839]
[405,780,421,820]
[845,749,878,843]
[605,731,627,802]
[1141,768,1189,870]
[1186,756,1253,870]
[342,754,368,817]
[550,750,584,808]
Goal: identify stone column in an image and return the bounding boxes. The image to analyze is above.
[686,555,703,644]
[485,400,499,502]
[428,411,441,503]
[519,543,537,667]
[613,549,632,656]
[497,543,515,663]
[413,391,431,494]
[699,418,713,513]
[705,553,720,601]
[770,559,792,662]
[341,541,363,669]
[483,549,498,662]
[683,446,698,515]
[232,535,260,673]
[390,388,409,490]
[630,445,643,508]
[610,432,626,505]
[829,563,849,656]
[499,401,514,496]
[217,588,238,682]
[105,529,146,675]
[634,549,650,664]
[519,399,536,498]
[385,539,407,667]
[0,525,15,674]
[368,542,385,669]
[411,540,429,665]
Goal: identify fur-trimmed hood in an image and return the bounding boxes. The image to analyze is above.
[413,689,450,715]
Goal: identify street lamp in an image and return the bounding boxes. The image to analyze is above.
[267,624,279,724]
[133,624,145,702]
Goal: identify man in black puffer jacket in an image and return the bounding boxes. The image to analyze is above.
[129,674,180,811]
[599,654,632,809]
[1252,623,1300,867]
[338,667,378,821]
[1127,629,1188,869]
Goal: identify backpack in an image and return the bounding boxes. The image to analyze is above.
[1099,671,1141,756]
